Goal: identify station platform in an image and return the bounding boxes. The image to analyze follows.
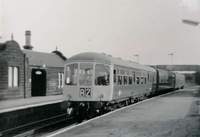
[48,87,200,137]
[0,95,66,113]
[0,95,67,136]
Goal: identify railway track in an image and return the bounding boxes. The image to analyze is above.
[1,113,73,137]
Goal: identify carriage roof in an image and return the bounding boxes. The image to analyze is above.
[67,52,156,72]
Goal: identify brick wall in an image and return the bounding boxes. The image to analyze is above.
[46,67,63,95]
[26,66,64,96]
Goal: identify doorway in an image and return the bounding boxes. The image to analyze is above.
[31,69,46,96]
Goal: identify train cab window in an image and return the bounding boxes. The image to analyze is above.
[65,64,78,85]
[113,69,117,83]
[79,63,93,86]
[95,64,110,86]
[136,77,140,84]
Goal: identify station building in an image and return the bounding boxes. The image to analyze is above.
[0,40,27,100]
[0,31,66,100]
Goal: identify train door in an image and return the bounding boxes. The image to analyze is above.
[155,69,159,92]
[31,69,46,96]
[171,73,176,89]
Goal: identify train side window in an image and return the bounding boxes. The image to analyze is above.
[141,77,144,84]
[145,77,147,84]
[136,77,140,84]
[113,69,117,83]
[124,76,128,85]
[95,64,110,86]
[132,72,135,84]
[118,75,122,85]
[117,69,120,74]
[129,76,132,85]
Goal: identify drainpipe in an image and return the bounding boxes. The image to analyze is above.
[23,54,26,98]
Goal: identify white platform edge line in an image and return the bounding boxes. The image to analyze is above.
[0,99,65,113]
[46,90,180,137]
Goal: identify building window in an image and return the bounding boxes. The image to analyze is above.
[8,67,19,88]
[58,72,64,88]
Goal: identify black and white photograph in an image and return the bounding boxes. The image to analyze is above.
[0,0,200,136]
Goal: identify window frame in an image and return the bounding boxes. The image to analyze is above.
[58,72,64,88]
[65,63,78,86]
[79,62,94,86]
[8,66,19,88]
[95,63,110,86]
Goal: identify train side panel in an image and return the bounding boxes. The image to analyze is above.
[156,69,175,93]
[111,65,154,101]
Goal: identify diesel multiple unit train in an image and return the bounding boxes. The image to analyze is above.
[63,52,185,119]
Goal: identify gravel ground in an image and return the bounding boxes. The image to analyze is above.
[51,87,200,137]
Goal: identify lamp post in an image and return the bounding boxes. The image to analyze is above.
[133,54,139,63]
[168,52,174,65]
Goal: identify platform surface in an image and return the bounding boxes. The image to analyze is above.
[0,95,65,113]
[50,86,200,137]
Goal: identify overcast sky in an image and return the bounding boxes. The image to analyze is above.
[1,0,200,65]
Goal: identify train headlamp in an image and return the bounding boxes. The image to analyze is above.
[99,94,104,98]
[66,94,72,101]
[118,90,122,96]
[99,94,104,101]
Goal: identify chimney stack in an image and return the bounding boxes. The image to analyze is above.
[23,30,33,50]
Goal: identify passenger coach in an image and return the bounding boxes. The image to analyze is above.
[64,52,157,116]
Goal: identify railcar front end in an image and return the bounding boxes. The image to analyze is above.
[63,61,113,118]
